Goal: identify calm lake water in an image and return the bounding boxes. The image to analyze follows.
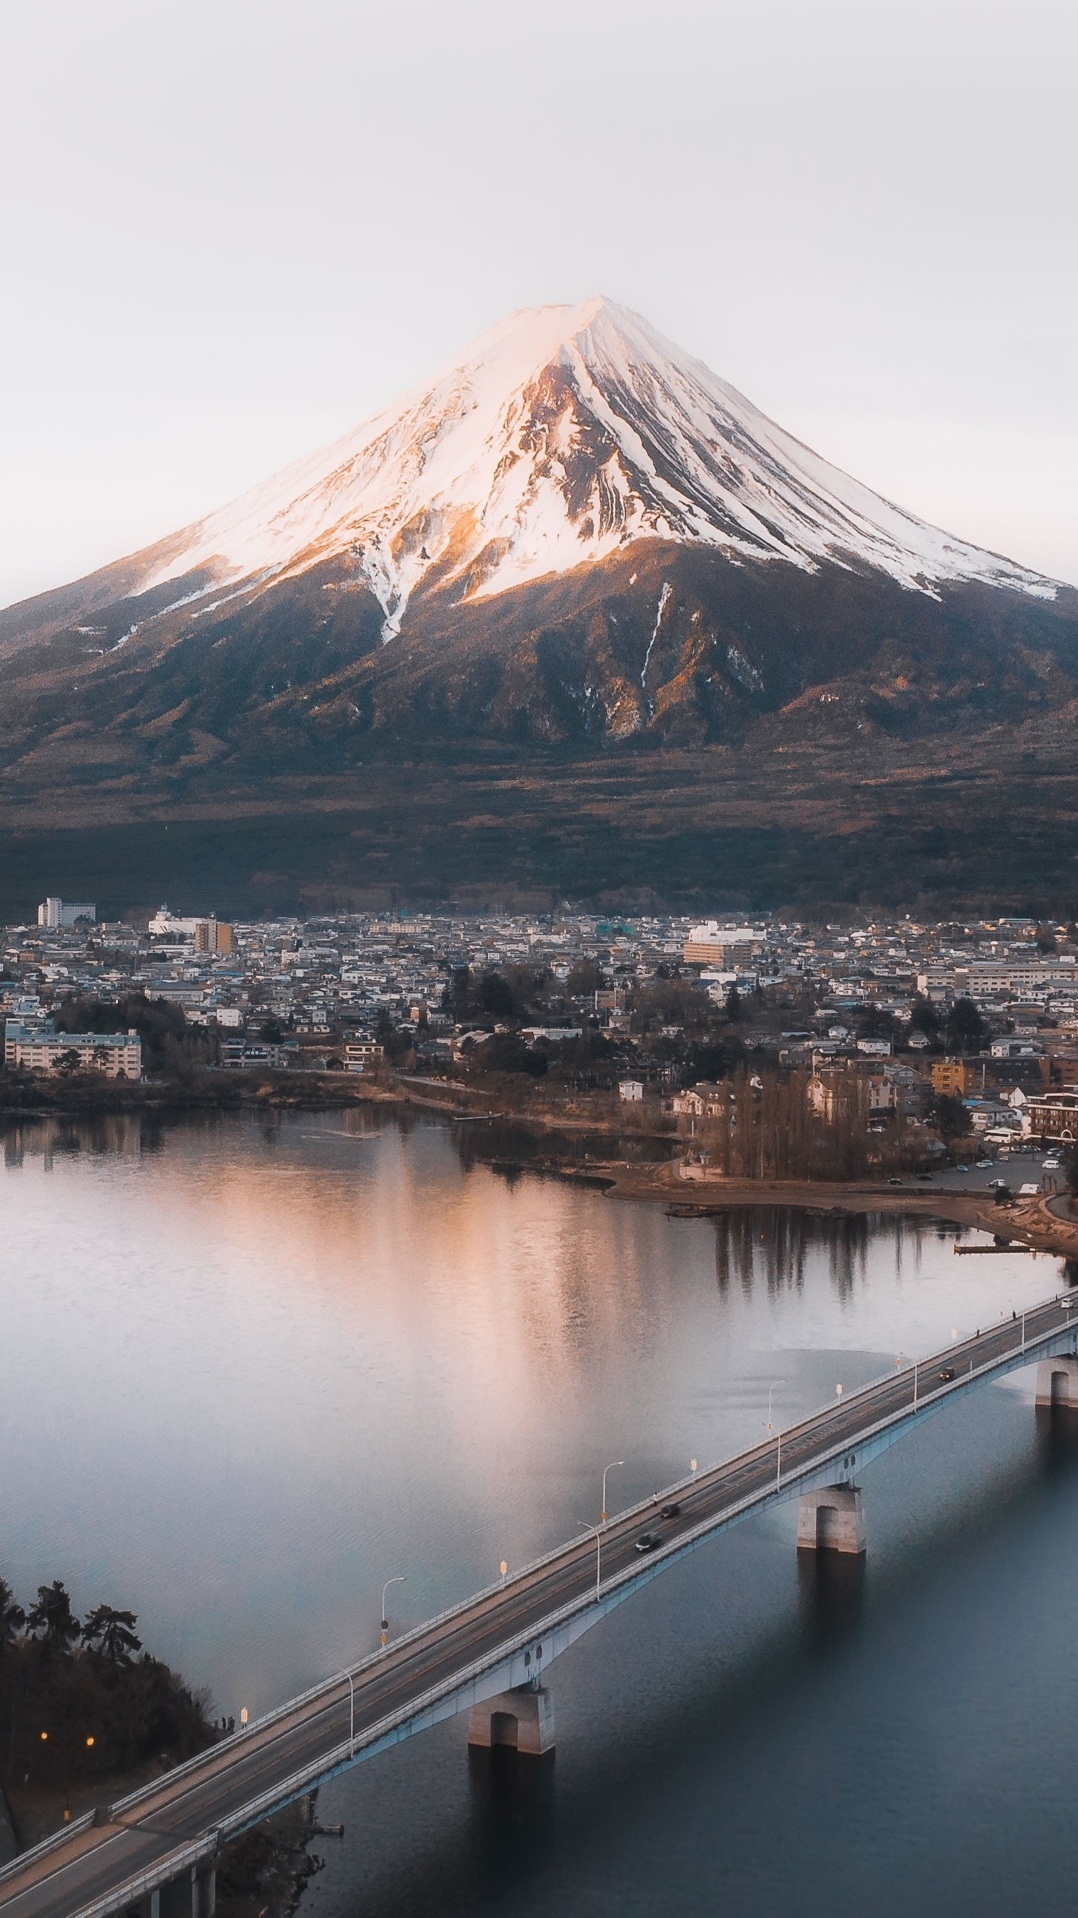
[2,1108,1077,1915]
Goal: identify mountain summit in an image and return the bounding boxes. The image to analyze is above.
[1,298,1075,772]
[48,296,1060,639]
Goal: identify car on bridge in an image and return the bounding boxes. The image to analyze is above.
[635,1531,662,1553]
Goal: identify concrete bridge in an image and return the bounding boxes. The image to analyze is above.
[4,1286,1078,1918]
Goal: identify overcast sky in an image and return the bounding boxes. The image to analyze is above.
[1,0,1075,607]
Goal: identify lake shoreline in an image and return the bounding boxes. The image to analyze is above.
[5,1072,1075,1267]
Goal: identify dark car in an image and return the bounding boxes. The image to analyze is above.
[635,1532,662,1553]
[660,1502,681,1520]
[939,1367,956,1383]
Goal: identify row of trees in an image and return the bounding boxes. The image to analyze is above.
[0,1576,212,1784]
[694,1068,919,1182]
[51,993,213,1076]
[1,1579,140,1664]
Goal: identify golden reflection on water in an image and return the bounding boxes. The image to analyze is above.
[0,1110,1059,1712]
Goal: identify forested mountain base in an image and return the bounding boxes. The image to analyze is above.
[0,727,1074,921]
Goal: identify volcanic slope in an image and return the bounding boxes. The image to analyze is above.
[3,295,1078,778]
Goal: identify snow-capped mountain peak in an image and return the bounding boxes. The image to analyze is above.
[134,295,1056,641]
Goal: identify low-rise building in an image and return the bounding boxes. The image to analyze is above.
[344,1040,385,1073]
[931,1058,971,1098]
[4,1022,141,1079]
[683,923,761,968]
[1027,1091,1078,1144]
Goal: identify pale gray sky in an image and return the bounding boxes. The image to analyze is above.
[2,0,1075,607]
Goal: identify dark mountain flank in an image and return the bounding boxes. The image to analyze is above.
[1,299,1075,914]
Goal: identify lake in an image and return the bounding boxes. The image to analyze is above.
[2,1108,1075,1915]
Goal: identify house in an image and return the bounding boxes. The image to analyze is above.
[619,1079,644,1103]
[344,1040,385,1073]
[672,1081,726,1119]
[807,1074,836,1121]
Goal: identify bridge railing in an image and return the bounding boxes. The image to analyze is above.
[0,1813,96,1892]
[173,1300,1078,1839]
[68,1831,219,1918]
[10,1284,1077,1906]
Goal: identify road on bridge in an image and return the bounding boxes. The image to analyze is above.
[2,1287,1075,1918]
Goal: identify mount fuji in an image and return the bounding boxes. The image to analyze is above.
[15,294,1056,632]
[0,297,1076,907]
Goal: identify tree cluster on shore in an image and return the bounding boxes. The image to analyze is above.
[0,1576,213,1789]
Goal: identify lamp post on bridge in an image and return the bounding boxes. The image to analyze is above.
[601,1460,623,1525]
[380,1575,407,1650]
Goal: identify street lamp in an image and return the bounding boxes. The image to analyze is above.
[380,1574,407,1649]
[578,1521,602,1600]
[601,1460,624,1524]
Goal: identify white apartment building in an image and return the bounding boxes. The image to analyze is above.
[37,897,96,929]
[4,1022,142,1079]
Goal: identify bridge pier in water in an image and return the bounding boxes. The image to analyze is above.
[796,1484,866,1555]
[468,1685,555,1756]
[1035,1357,1078,1409]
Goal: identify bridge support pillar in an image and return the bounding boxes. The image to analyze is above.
[160,1873,196,1918]
[156,1864,214,1918]
[797,1484,866,1555]
[1035,1358,1078,1409]
[468,1686,554,1756]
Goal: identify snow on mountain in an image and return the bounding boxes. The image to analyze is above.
[134,296,1057,642]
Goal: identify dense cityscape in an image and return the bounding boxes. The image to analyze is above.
[4,898,1078,1172]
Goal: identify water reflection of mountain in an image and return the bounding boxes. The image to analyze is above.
[711,1209,951,1303]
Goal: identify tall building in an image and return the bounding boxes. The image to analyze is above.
[37,897,96,929]
[194,918,233,955]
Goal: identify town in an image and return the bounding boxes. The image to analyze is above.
[3,896,1078,1181]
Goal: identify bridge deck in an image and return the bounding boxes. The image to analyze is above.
[3,1288,1076,1918]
